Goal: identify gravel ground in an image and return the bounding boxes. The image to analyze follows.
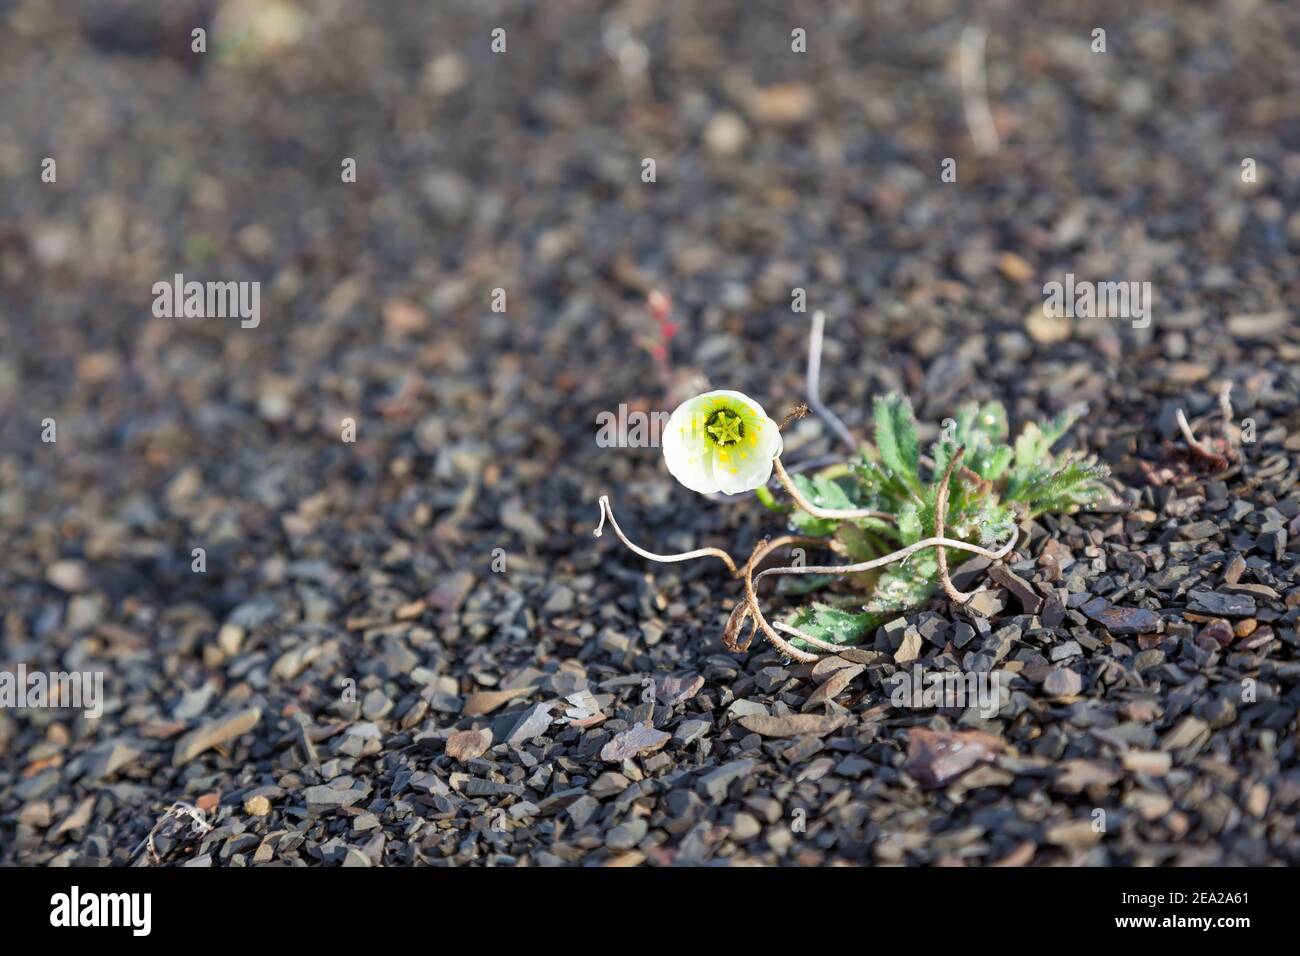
[2,0,1299,866]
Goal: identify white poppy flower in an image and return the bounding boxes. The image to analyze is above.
[661,390,783,495]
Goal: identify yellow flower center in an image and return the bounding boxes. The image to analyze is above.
[705,408,744,447]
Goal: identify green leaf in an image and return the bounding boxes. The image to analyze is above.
[754,484,787,513]
[896,501,923,545]
[785,603,876,648]
[982,443,1015,482]
[1005,457,1110,518]
[863,561,938,617]
[1013,424,1045,472]
[770,392,1108,652]
[1014,403,1089,470]
[835,523,879,562]
[974,401,1009,444]
[789,473,855,536]
[873,394,921,493]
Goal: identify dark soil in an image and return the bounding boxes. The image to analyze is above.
[2,0,1299,866]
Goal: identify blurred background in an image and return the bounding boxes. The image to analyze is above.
[1,0,1298,865]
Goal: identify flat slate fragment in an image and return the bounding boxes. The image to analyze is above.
[1081,598,1161,635]
[1187,590,1257,617]
[988,565,1044,614]
[600,722,671,762]
[654,673,704,706]
[904,728,1005,787]
[462,686,535,717]
[172,707,262,767]
[504,703,553,746]
[697,759,755,803]
[446,728,492,763]
[736,713,848,738]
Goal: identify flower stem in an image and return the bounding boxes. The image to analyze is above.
[772,457,895,521]
[934,446,972,604]
[593,496,737,574]
[755,526,1017,584]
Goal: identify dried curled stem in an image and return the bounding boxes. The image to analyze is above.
[594,495,737,574]
[139,802,213,866]
[934,446,972,604]
[595,456,1018,662]
[749,531,1017,658]
[755,527,1017,585]
[729,535,832,663]
[1175,407,1207,455]
[772,457,895,522]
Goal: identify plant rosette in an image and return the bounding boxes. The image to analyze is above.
[596,386,1110,662]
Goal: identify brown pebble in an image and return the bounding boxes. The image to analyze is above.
[445,728,493,763]
[1198,619,1235,648]
[998,252,1034,283]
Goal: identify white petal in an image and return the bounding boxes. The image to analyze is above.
[711,415,781,494]
[661,390,782,497]
[662,402,720,494]
[754,414,784,460]
[714,450,775,494]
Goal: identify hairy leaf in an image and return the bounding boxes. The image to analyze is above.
[873,394,921,493]
[785,603,877,649]
[779,393,1111,650]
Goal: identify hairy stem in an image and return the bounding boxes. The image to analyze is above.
[772,457,895,522]
[934,446,972,604]
[593,495,738,574]
[738,536,829,662]
[755,526,1017,584]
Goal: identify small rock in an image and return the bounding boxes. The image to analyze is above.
[697,759,755,803]
[655,673,704,706]
[1198,618,1235,649]
[904,728,1005,787]
[605,818,648,850]
[801,665,864,711]
[46,560,89,592]
[730,812,761,842]
[1122,750,1172,775]
[462,686,534,716]
[1081,598,1161,635]
[172,708,262,767]
[704,111,748,157]
[504,703,553,747]
[989,566,1043,614]
[601,723,671,762]
[1187,590,1256,618]
[894,630,922,664]
[1045,819,1102,849]
[745,83,814,125]
[446,728,493,763]
[1043,668,1082,699]
[736,713,848,739]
